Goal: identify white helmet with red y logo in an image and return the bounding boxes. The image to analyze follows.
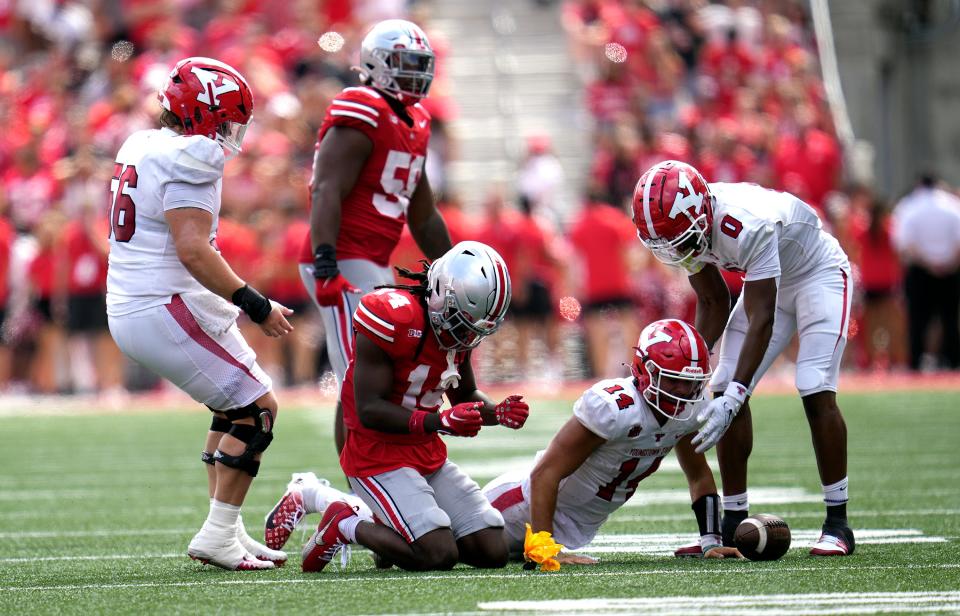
[426,241,511,350]
[632,160,714,266]
[356,19,435,105]
[158,57,253,159]
[631,319,712,421]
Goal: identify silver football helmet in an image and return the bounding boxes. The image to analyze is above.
[426,241,512,351]
[355,19,435,105]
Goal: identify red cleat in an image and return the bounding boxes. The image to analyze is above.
[301,501,357,573]
[264,488,306,551]
[673,542,703,558]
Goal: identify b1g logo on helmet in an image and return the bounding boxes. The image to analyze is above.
[190,67,240,106]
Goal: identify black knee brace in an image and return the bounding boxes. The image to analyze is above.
[203,415,237,466]
[212,403,275,477]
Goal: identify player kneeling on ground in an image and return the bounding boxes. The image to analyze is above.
[483,319,742,565]
[299,242,529,572]
[106,57,292,570]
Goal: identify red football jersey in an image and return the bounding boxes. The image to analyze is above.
[299,86,431,267]
[339,288,465,478]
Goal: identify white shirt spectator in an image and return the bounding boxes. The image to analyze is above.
[892,186,960,272]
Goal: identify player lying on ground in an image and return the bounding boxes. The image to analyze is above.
[106,58,291,570]
[299,19,453,461]
[295,242,529,572]
[633,160,855,556]
[483,319,742,565]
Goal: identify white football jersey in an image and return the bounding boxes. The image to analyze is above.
[684,183,848,283]
[106,128,224,316]
[529,377,701,529]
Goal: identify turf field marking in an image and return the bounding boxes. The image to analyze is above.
[611,508,960,523]
[583,529,948,556]
[477,591,960,614]
[0,528,196,539]
[0,553,181,564]
[621,487,821,506]
[3,563,959,593]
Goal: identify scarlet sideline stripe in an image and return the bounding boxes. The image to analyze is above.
[834,268,850,352]
[330,110,378,128]
[164,294,262,386]
[356,477,413,542]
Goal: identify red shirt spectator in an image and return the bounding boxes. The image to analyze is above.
[855,217,901,294]
[267,220,311,306]
[0,217,13,309]
[62,220,109,296]
[568,201,635,303]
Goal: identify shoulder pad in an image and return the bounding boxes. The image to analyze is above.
[153,134,224,185]
[573,383,622,441]
[327,88,384,133]
[353,289,422,349]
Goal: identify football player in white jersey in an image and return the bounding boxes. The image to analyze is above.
[482,319,742,564]
[632,160,854,557]
[106,57,293,570]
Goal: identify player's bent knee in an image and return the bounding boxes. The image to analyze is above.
[796,367,828,397]
[211,402,276,477]
[481,507,505,529]
[424,507,452,533]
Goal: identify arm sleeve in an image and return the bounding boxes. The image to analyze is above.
[572,387,618,440]
[162,181,217,213]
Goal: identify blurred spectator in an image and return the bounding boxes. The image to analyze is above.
[0,209,12,389]
[517,134,565,227]
[62,206,123,395]
[567,197,640,378]
[853,197,906,370]
[892,174,960,370]
[27,211,67,393]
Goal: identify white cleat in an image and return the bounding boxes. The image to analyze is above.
[188,527,275,571]
[237,515,287,566]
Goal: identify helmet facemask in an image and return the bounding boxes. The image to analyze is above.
[367,48,435,103]
[216,120,250,160]
[641,211,709,267]
[639,359,710,422]
[430,284,502,351]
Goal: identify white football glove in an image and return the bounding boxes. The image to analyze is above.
[692,382,749,454]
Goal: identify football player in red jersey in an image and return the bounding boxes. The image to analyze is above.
[297,242,529,573]
[298,19,454,456]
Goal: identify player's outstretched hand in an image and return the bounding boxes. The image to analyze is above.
[704,546,745,560]
[692,397,737,453]
[259,301,294,337]
[556,552,599,565]
[314,274,360,307]
[437,402,483,437]
[495,395,529,429]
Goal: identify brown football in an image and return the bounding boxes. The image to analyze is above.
[734,514,791,561]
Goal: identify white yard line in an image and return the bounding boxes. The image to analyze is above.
[2,564,959,593]
[479,591,960,615]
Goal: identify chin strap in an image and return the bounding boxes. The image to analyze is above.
[439,350,460,389]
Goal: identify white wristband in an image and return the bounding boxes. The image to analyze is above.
[724,381,749,405]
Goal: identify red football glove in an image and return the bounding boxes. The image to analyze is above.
[437,402,483,437]
[495,395,529,429]
[314,274,359,307]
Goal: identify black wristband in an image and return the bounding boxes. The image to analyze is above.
[313,243,339,279]
[692,493,721,537]
[232,284,272,324]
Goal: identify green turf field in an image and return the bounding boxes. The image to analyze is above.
[2,390,959,615]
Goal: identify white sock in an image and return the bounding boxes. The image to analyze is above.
[338,515,362,544]
[722,492,749,512]
[298,481,321,514]
[206,500,241,531]
[823,477,849,506]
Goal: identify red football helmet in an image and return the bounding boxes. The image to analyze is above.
[631,319,712,421]
[632,160,713,266]
[158,57,254,158]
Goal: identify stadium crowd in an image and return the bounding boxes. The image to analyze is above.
[0,0,957,396]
